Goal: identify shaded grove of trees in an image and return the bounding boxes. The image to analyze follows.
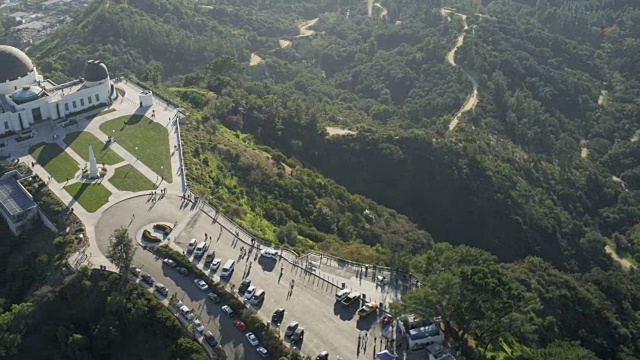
[13,269,207,360]
[398,243,640,359]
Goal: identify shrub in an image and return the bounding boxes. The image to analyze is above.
[153,223,173,235]
[143,229,162,243]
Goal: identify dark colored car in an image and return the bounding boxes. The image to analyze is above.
[140,273,154,285]
[177,267,189,276]
[315,351,329,360]
[207,292,221,303]
[272,308,285,324]
[238,279,251,293]
[284,321,298,338]
[291,327,305,343]
[204,331,218,347]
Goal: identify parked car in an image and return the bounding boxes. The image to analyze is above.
[357,302,379,318]
[238,279,251,293]
[335,288,351,302]
[233,319,247,332]
[187,238,197,253]
[177,267,189,276]
[284,321,299,338]
[222,305,234,317]
[256,346,269,358]
[179,305,194,320]
[194,241,208,257]
[140,273,154,285]
[207,292,221,303]
[259,249,278,259]
[194,319,205,333]
[194,279,209,292]
[204,251,215,265]
[315,351,329,360]
[245,332,259,346]
[129,266,141,277]
[244,286,257,300]
[291,327,305,343]
[162,258,177,267]
[272,308,285,324]
[204,331,218,347]
[211,258,222,271]
[154,283,169,296]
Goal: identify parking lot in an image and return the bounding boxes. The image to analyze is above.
[95,195,417,359]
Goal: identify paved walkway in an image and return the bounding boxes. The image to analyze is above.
[1,80,186,271]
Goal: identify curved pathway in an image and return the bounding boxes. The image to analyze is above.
[441,8,479,132]
[297,17,319,37]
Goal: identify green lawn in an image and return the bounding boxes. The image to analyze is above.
[109,165,157,192]
[29,143,79,182]
[64,131,124,165]
[99,115,173,183]
[65,182,112,212]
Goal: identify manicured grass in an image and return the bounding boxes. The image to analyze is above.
[29,143,79,182]
[64,131,124,165]
[64,182,112,212]
[109,164,157,192]
[99,115,173,183]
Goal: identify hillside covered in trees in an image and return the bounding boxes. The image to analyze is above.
[6,0,640,358]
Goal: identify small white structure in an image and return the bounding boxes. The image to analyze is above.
[138,90,154,107]
[88,144,98,179]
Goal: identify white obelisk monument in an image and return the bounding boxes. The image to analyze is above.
[88,144,99,179]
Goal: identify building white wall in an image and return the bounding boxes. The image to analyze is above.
[0,69,39,95]
[0,77,112,135]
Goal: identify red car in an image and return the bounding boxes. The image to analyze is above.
[232,319,247,332]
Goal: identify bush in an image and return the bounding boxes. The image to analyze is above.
[153,223,173,235]
[143,229,162,243]
[153,245,293,358]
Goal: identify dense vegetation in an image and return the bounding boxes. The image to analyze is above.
[0,164,206,359]
[15,0,640,358]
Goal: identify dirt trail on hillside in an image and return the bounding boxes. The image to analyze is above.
[374,3,388,18]
[367,0,374,17]
[297,18,319,37]
[605,245,635,270]
[326,127,357,137]
[442,9,479,132]
[279,39,292,48]
[249,53,264,66]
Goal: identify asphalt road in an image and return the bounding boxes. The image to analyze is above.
[94,195,386,360]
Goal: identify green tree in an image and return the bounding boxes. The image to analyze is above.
[106,227,136,276]
[0,302,32,357]
[275,222,298,246]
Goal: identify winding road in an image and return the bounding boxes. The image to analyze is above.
[441,8,479,132]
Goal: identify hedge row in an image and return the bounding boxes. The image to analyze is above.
[153,223,173,236]
[153,245,298,359]
[143,229,162,243]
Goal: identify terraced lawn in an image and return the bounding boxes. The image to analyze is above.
[64,131,124,165]
[65,182,112,212]
[29,143,79,182]
[99,115,172,182]
[109,164,156,192]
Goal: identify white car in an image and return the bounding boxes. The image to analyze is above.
[256,346,269,358]
[193,319,205,333]
[187,238,197,252]
[260,249,279,259]
[211,258,222,271]
[179,305,194,320]
[221,305,234,317]
[162,258,177,267]
[244,285,256,300]
[194,279,209,292]
[154,283,169,296]
[245,332,259,346]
